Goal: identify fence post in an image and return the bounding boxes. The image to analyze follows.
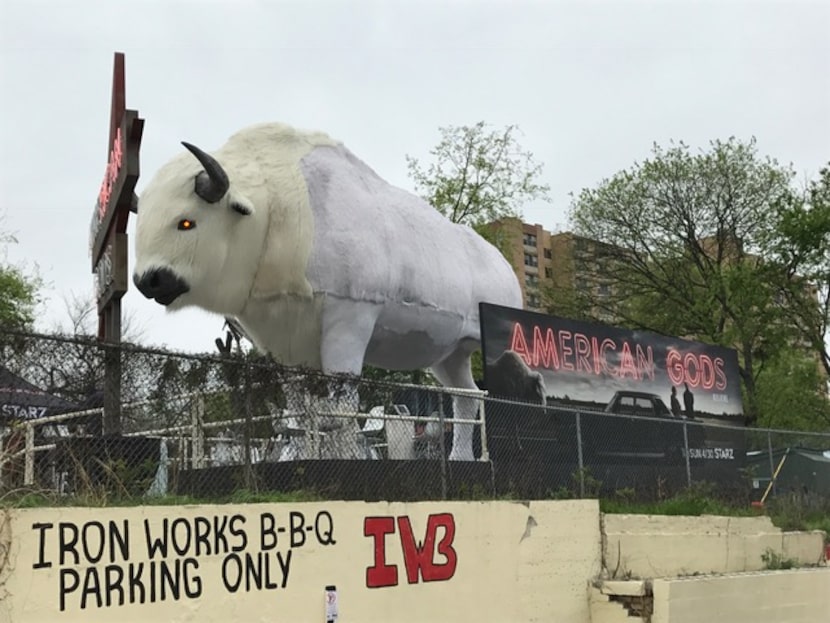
[438,392,447,501]
[102,335,123,436]
[683,422,691,487]
[310,394,322,460]
[0,432,5,488]
[243,362,253,490]
[191,395,205,469]
[24,423,35,486]
[767,430,776,498]
[576,411,585,498]
[478,393,490,462]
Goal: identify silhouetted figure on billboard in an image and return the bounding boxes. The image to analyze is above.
[683,382,695,419]
[670,386,682,417]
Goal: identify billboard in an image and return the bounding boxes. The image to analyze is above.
[480,303,744,419]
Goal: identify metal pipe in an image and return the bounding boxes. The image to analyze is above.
[478,394,490,462]
[438,393,447,500]
[683,422,691,487]
[576,412,585,497]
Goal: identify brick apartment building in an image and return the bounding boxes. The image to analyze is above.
[488,217,613,316]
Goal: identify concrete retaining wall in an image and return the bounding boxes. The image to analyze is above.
[603,513,825,577]
[0,500,602,623]
[590,569,830,623]
[651,569,830,623]
[1,502,826,623]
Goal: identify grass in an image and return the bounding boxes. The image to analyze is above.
[763,493,830,538]
[601,496,830,537]
[599,491,757,518]
[598,483,830,540]
[2,487,323,509]
[3,481,828,540]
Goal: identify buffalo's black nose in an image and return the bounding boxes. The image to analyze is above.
[133,268,189,305]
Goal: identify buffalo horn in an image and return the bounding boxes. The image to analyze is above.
[182,141,229,203]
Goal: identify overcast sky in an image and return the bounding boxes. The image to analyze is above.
[1,0,828,354]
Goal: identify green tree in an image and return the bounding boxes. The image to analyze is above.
[402,122,551,383]
[754,349,830,431]
[567,137,824,426]
[765,164,830,380]
[406,121,550,256]
[0,228,40,330]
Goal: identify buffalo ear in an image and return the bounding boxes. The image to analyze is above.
[229,195,253,216]
[230,201,252,216]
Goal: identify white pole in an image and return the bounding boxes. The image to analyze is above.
[24,423,35,486]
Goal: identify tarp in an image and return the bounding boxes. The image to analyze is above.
[746,447,830,498]
[0,366,80,422]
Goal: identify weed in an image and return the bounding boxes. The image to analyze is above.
[765,492,830,542]
[761,548,799,570]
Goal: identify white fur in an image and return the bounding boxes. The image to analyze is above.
[134,122,522,460]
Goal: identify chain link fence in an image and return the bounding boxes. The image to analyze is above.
[1,330,829,506]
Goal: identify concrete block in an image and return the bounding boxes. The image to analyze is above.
[600,580,648,596]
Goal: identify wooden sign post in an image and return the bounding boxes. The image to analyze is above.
[89,52,144,435]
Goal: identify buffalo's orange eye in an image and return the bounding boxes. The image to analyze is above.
[178,219,196,231]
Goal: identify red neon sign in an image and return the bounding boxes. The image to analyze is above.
[666,348,727,390]
[508,321,728,390]
[96,126,124,221]
[510,321,656,381]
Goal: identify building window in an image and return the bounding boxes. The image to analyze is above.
[543,248,552,259]
[544,267,552,279]
[523,233,537,247]
[598,283,611,297]
[525,273,539,287]
[524,253,538,267]
[527,293,541,309]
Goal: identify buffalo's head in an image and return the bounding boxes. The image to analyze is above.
[133,141,263,315]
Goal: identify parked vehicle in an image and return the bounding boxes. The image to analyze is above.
[575,390,704,463]
[604,390,676,419]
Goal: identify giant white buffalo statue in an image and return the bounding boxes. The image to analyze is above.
[133,122,522,461]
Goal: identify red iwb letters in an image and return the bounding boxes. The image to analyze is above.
[364,513,457,588]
